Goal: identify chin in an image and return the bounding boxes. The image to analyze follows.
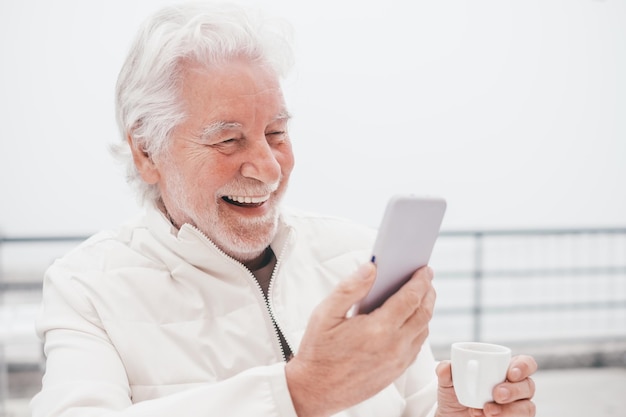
[209,214,279,262]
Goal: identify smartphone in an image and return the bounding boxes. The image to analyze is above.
[357,195,447,314]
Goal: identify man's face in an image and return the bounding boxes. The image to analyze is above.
[144,59,294,262]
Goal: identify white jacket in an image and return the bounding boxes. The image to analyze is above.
[31,205,437,417]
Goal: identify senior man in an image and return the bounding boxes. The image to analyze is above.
[31,3,536,417]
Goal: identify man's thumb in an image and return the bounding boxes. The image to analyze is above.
[319,262,377,322]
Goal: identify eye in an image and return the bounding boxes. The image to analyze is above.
[266,131,288,145]
[201,135,242,155]
[211,133,243,146]
[218,138,237,144]
[267,128,288,138]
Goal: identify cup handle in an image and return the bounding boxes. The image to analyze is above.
[466,359,479,400]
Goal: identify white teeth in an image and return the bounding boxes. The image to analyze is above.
[227,195,269,204]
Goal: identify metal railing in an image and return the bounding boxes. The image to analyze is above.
[1,227,626,347]
[0,227,625,413]
[431,227,626,349]
[0,235,88,293]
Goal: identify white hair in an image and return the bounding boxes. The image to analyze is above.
[112,2,294,203]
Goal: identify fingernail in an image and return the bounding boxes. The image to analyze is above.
[485,403,502,416]
[496,386,510,401]
[510,367,522,381]
[357,262,374,279]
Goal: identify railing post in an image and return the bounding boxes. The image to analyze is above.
[0,236,6,417]
[0,235,4,295]
[473,232,484,342]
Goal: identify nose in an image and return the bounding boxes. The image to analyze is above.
[240,138,282,185]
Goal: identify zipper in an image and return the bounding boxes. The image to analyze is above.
[185,224,294,362]
[265,237,294,361]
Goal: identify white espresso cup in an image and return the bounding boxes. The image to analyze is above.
[450,342,512,409]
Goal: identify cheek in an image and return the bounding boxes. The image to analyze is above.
[160,156,208,196]
[187,156,244,197]
[278,145,295,177]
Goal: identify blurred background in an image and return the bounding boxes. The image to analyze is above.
[1,0,625,416]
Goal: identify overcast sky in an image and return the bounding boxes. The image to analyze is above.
[1,0,624,236]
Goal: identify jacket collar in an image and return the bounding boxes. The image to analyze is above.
[143,202,296,272]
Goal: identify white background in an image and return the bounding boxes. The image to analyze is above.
[1,0,624,236]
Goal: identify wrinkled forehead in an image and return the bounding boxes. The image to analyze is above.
[170,57,290,137]
[177,57,285,102]
[182,54,280,82]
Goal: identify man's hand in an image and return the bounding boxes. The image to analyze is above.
[435,356,538,417]
[285,262,436,417]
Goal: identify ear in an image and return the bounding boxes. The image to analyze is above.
[127,134,161,185]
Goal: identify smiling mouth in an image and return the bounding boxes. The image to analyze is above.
[222,195,270,208]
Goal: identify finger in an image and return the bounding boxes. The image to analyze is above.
[313,262,376,327]
[375,266,434,326]
[493,377,536,405]
[403,284,436,330]
[507,355,538,382]
[483,399,536,417]
[403,289,436,354]
[436,360,471,414]
[436,360,453,388]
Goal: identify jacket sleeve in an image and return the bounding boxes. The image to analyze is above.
[30,265,298,417]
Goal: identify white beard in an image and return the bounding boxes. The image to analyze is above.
[162,167,284,263]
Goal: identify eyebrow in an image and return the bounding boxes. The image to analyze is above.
[199,111,292,140]
[274,110,292,122]
[200,121,243,140]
